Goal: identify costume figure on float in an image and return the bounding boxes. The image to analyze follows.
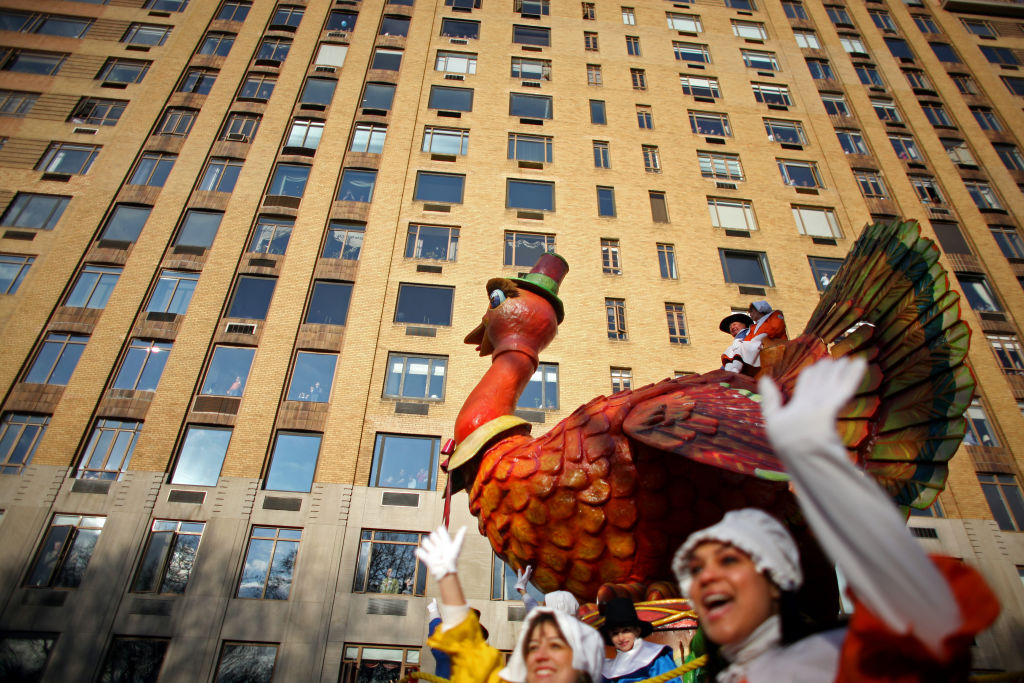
[720,302,787,376]
[719,312,752,374]
[672,358,999,683]
[516,565,582,618]
[599,597,680,683]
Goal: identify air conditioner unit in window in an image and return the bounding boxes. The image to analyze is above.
[327,31,347,39]
[444,73,465,80]
[225,322,256,335]
[226,133,250,142]
[449,37,469,44]
[314,65,336,73]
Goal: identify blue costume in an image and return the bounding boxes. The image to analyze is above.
[602,639,679,683]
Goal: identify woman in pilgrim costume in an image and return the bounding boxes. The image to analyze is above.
[672,358,999,683]
[600,597,680,683]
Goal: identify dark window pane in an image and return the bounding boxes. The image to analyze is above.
[300,77,336,105]
[509,93,552,119]
[414,173,464,203]
[101,205,151,242]
[227,276,276,319]
[201,346,255,396]
[306,281,352,325]
[337,169,376,202]
[176,210,222,249]
[287,353,337,402]
[380,16,409,36]
[507,180,554,211]
[394,285,454,325]
[428,86,473,111]
[266,433,321,491]
[371,434,438,489]
[99,638,168,683]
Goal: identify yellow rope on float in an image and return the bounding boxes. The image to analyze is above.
[969,671,1024,682]
[398,656,709,683]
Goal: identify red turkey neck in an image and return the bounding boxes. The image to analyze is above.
[454,349,535,444]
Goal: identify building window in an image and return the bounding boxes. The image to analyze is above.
[422,127,469,156]
[0,413,48,474]
[581,1,595,18]
[673,42,711,64]
[910,176,944,206]
[227,275,276,319]
[826,5,851,24]
[708,197,757,231]
[733,20,767,40]
[99,638,169,682]
[988,334,1024,375]
[964,182,1003,211]
[283,119,323,153]
[921,102,952,127]
[256,37,291,63]
[515,0,550,15]
[610,367,632,393]
[888,134,921,161]
[0,254,33,294]
[993,144,1024,172]
[198,157,242,193]
[927,42,960,63]
[492,552,545,601]
[146,270,198,316]
[657,243,677,279]
[201,346,255,398]
[751,83,791,106]
[428,85,474,113]
[625,35,641,56]
[941,138,974,167]
[507,133,552,164]
[361,83,395,113]
[511,57,550,81]
[395,284,454,326]
[782,1,807,19]
[964,399,999,447]
[25,332,87,385]
[132,520,204,594]
[503,231,554,268]
[970,106,1002,132]
[384,351,447,401]
[97,58,149,83]
[299,77,335,106]
[215,644,277,682]
[69,97,125,127]
[689,111,731,137]
[720,249,773,286]
[587,63,603,86]
[270,4,303,28]
[316,223,361,262]
[349,123,386,154]
[122,22,172,46]
[584,31,599,51]
[590,99,606,124]
[337,169,377,203]
[764,118,805,145]
[698,151,743,180]
[622,6,635,24]
[217,0,251,21]
[266,164,309,198]
[372,48,403,71]
[398,224,457,263]
[3,49,67,75]
[950,73,977,96]
[175,210,222,249]
[63,265,119,310]
[306,281,352,326]
[0,89,38,117]
[680,75,720,99]
[286,352,337,403]
[601,238,621,275]
[855,170,887,199]
[26,514,105,588]
[871,99,900,123]
[113,340,171,392]
[413,172,464,204]
[238,527,301,599]
[509,93,552,119]
[129,152,176,187]
[145,0,189,11]
[353,529,427,595]
[664,303,689,344]
[854,64,884,87]
[435,52,477,78]
[239,72,275,101]
[370,433,439,490]
[265,433,321,492]
[341,645,420,681]
[36,142,99,175]
[175,68,215,96]
[808,256,843,291]
[597,186,615,217]
[1002,76,1024,96]
[507,179,554,211]
[156,107,197,137]
[519,362,559,409]
[513,25,550,46]
[248,216,292,256]
[978,474,1024,532]
[630,68,647,89]
[170,426,232,486]
[593,141,610,168]
[836,130,868,155]
[198,31,234,57]
[792,205,841,238]
[912,13,938,33]
[903,69,932,90]
[219,112,260,141]
[793,30,819,49]
[957,274,1002,312]
[642,145,660,172]
[649,191,669,222]
[990,225,1024,260]
[806,59,834,81]
[636,105,653,129]
[76,419,140,480]
[440,18,480,39]
[666,12,702,32]
[741,50,779,71]
[980,44,1018,67]
[777,159,823,188]
[606,298,627,340]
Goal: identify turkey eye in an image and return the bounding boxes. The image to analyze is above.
[489,289,507,308]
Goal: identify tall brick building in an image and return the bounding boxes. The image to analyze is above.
[0,0,1022,678]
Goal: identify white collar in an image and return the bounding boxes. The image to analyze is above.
[602,639,668,679]
[717,615,782,683]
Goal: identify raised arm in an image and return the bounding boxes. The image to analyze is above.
[416,526,470,628]
[758,357,959,655]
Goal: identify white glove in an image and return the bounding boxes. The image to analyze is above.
[758,356,866,461]
[415,526,467,581]
[427,598,440,622]
[514,565,533,593]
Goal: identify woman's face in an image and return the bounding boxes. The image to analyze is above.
[687,542,780,647]
[609,626,640,653]
[526,621,577,683]
[748,307,764,322]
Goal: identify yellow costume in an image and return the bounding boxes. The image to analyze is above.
[427,611,505,683]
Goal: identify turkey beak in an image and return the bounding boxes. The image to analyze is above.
[464,320,493,356]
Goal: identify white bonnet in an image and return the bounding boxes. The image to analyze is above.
[672,508,802,596]
[499,607,604,683]
[544,590,580,617]
[749,300,773,314]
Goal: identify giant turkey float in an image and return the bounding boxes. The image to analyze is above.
[443,218,975,632]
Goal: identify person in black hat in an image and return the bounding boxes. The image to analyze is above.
[599,598,680,683]
[719,312,753,374]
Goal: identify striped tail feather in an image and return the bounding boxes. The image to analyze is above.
[771,219,977,511]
